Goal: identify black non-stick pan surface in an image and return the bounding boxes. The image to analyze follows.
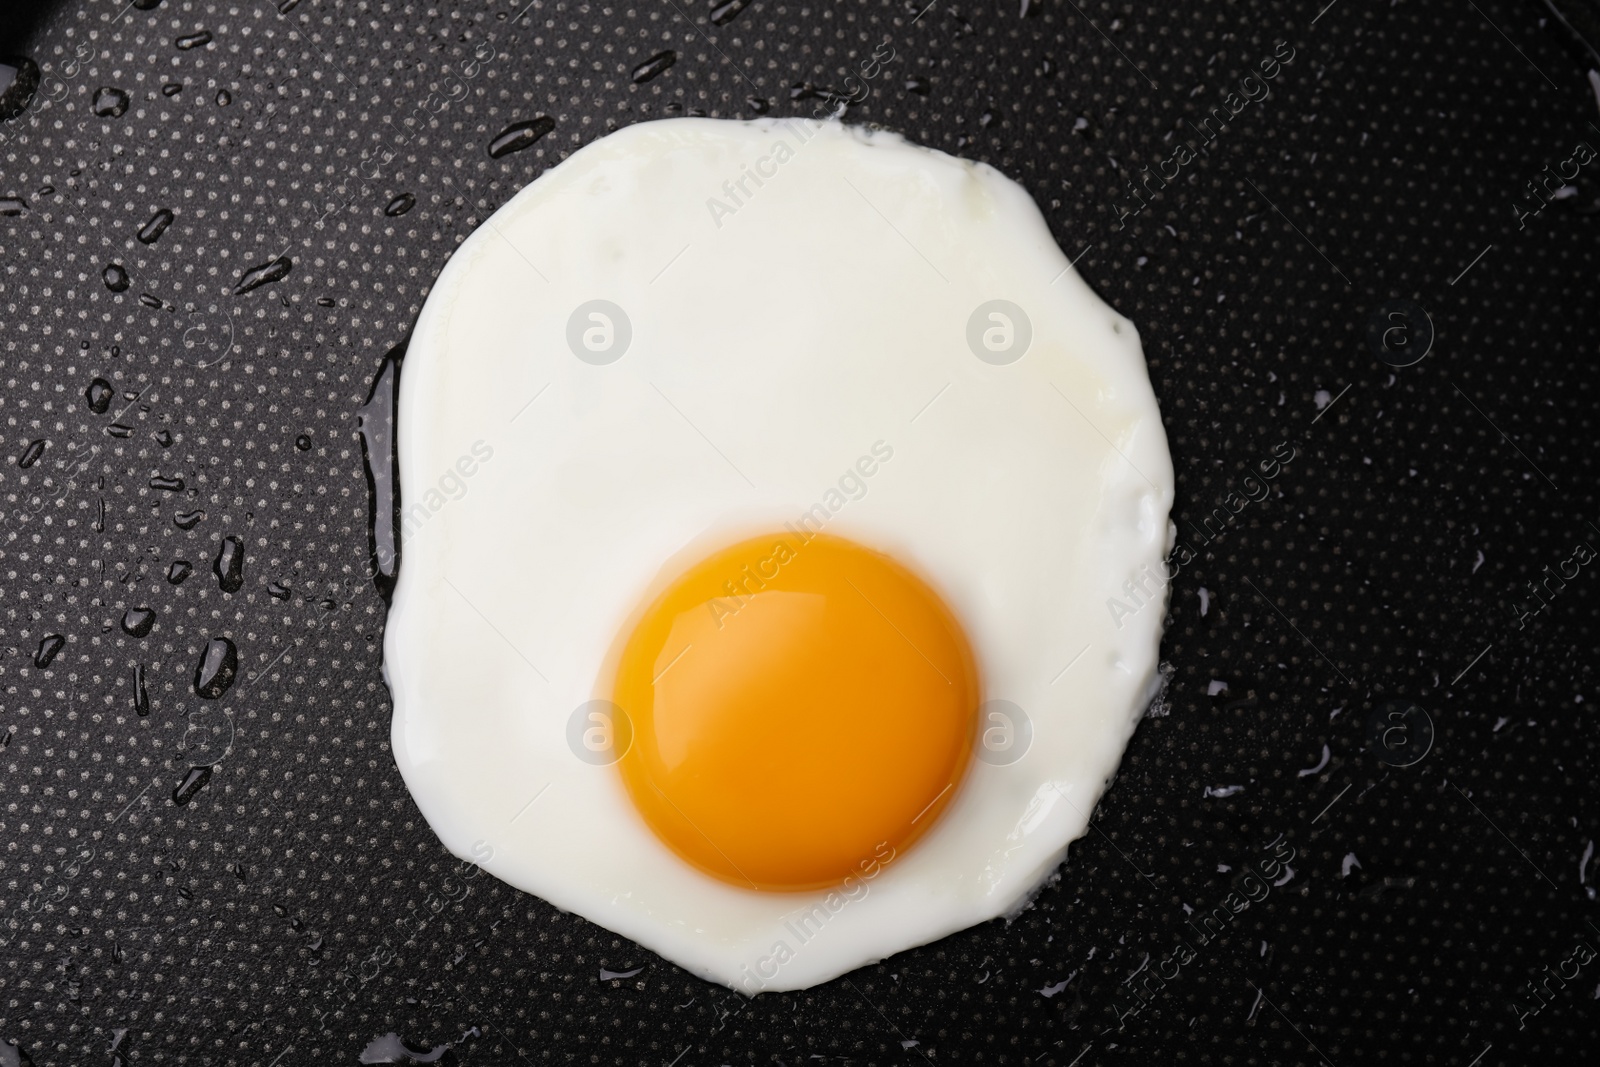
[2,1,1598,1064]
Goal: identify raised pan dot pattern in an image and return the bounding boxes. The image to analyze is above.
[0,1,1596,1064]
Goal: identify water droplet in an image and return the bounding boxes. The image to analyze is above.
[137,207,175,244]
[149,475,184,492]
[979,109,994,128]
[359,343,405,601]
[488,116,555,158]
[631,50,677,84]
[308,930,324,950]
[93,86,131,118]
[168,559,193,583]
[904,75,930,95]
[155,429,174,447]
[295,433,312,450]
[710,0,751,25]
[319,597,338,611]
[121,607,156,638]
[214,535,244,592]
[36,184,53,196]
[194,636,238,698]
[138,292,162,308]
[132,0,165,9]
[316,296,336,307]
[234,256,292,294]
[175,31,213,50]
[0,196,27,216]
[1038,57,1055,77]
[85,377,114,413]
[133,664,150,716]
[267,581,290,599]
[103,263,131,292]
[358,1033,451,1065]
[34,634,65,668]
[0,57,42,122]
[215,89,231,106]
[172,765,212,805]
[745,96,770,114]
[17,438,45,468]
[162,81,183,96]
[0,1037,36,1067]
[174,509,205,530]
[384,192,416,216]
[1019,0,1041,16]
[107,423,134,438]
[277,0,303,13]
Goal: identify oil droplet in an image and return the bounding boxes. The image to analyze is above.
[979,109,994,128]
[0,196,27,216]
[133,664,150,716]
[0,57,42,122]
[295,433,312,450]
[174,508,205,530]
[488,116,555,158]
[214,535,244,592]
[121,607,156,638]
[85,377,114,413]
[194,636,238,698]
[384,192,416,216]
[34,634,65,668]
[173,765,212,805]
[103,263,131,292]
[359,342,405,601]
[17,439,45,468]
[162,81,183,96]
[234,256,291,294]
[137,207,175,244]
[168,559,193,583]
[92,86,131,118]
[215,89,231,106]
[710,0,751,25]
[149,475,184,492]
[175,32,213,50]
[631,50,677,84]
[358,1033,451,1065]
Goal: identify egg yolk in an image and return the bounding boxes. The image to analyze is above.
[612,532,980,892]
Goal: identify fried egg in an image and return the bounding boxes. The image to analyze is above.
[386,117,1173,992]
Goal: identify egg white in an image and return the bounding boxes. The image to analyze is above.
[386,118,1174,992]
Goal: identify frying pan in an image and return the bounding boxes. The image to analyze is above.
[1,1,1597,1063]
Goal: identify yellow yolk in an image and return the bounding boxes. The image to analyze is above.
[612,532,980,892]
